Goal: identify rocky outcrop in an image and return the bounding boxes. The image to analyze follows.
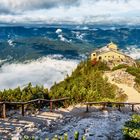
[104,70,140,103]
[107,69,135,87]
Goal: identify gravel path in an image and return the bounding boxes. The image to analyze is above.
[0,105,135,140]
[104,70,140,103]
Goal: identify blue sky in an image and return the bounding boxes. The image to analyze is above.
[0,0,140,25]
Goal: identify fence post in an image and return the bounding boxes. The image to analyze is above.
[2,103,6,119]
[50,101,53,112]
[132,104,134,112]
[21,104,25,116]
[86,104,89,112]
[38,100,41,111]
[102,103,106,110]
[118,104,121,111]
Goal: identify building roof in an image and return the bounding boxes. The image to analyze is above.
[93,42,118,54]
[107,42,118,50]
[96,50,123,56]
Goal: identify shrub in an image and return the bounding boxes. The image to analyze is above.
[23,132,86,140]
[126,67,140,89]
[123,114,140,140]
[126,67,140,78]
[0,83,49,102]
[112,64,128,71]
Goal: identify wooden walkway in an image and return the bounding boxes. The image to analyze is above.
[0,97,69,118]
[84,101,140,112]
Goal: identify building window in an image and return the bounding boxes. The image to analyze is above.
[99,56,102,60]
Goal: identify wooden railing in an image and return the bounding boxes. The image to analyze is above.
[0,97,70,118]
[1,99,140,119]
[84,101,140,112]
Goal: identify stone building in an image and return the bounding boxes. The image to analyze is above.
[91,42,136,67]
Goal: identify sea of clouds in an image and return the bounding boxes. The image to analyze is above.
[123,45,140,60]
[0,0,140,25]
[0,56,79,90]
[0,45,140,90]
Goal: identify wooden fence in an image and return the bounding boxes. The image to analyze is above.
[1,99,140,119]
[0,97,69,119]
[84,101,140,112]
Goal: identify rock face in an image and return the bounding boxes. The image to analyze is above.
[0,106,133,140]
[104,69,140,103]
[109,69,135,87]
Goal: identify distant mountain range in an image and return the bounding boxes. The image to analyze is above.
[0,25,140,64]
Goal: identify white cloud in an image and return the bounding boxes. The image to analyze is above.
[0,56,78,90]
[0,0,79,13]
[123,45,140,59]
[0,0,140,25]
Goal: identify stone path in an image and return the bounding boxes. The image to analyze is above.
[0,111,64,140]
[0,106,133,140]
[104,71,140,103]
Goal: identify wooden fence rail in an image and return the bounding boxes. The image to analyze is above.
[1,99,140,119]
[0,97,70,119]
[84,101,140,112]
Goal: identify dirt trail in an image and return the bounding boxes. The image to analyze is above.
[104,72,140,103]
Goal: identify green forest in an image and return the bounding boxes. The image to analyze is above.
[123,114,140,140]
[0,83,49,102]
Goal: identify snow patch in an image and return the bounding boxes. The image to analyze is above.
[58,34,71,42]
[72,31,85,41]
[56,29,62,34]
[8,39,14,47]
[123,45,140,59]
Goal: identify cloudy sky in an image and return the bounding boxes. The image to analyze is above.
[0,0,140,25]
